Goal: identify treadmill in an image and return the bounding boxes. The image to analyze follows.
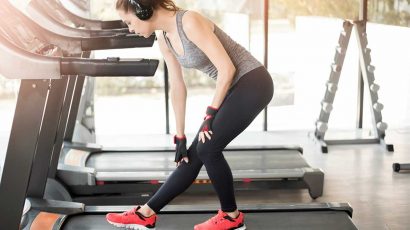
[1,1,154,55]
[61,146,325,205]
[27,203,357,230]
[66,0,89,12]
[30,0,127,29]
[0,0,156,202]
[22,0,325,204]
[0,7,357,230]
[24,0,132,38]
[0,0,158,228]
[0,15,155,230]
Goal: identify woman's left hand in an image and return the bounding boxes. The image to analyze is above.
[199,130,213,143]
[198,106,218,143]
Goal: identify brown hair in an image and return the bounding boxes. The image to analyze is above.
[116,0,180,14]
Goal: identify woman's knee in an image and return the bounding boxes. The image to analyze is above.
[195,141,222,163]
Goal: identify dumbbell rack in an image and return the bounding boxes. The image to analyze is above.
[313,20,394,153]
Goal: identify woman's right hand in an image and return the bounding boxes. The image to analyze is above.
[174,135,189,167]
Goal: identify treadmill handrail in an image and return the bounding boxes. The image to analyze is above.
[1,1,80,55]
[80,34,156,51]
[0,33,61,79]
[27,0,130,38]
[47,0,127,30]
[60,58,159,76]
[3,1,154,56]
[0,33,158,79]
[67,0,88,12]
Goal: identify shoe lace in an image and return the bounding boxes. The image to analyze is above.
[123,208,137,216]
[209,212,226,225]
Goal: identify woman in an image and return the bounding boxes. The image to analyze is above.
[106,0,274,229]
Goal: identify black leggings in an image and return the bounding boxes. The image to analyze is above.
[147,66,274,213]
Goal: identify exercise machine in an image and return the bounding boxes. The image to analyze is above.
[2,1,154,55]
[60,146,324,205]
[61,0,89,16]
[0,18,157,230]
[31,0,127,30]
[0,0,157,204]
[25,0,132,38]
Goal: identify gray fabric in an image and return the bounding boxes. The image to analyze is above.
[163,10,263,86]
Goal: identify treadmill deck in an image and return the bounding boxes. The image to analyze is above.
[63,211,357,230]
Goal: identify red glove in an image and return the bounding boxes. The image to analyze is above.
[200,106,218,132]
[174,135,187,163]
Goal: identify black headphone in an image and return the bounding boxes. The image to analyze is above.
[128,0,153,21]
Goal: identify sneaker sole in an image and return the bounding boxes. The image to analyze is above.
[108,219,243,230]
[235,225,246,230]
[107,220,156,230]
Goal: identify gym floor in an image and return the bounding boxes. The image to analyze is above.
[97,130,410,230]
[1,129,410,229]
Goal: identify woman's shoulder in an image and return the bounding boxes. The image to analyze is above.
[181,10,213,34]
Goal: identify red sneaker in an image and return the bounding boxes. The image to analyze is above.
[106,206,157,230]
[194,210,246,230]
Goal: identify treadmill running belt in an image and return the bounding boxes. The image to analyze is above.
[63,211,357,230]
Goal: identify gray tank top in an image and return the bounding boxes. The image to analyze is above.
[163,10,263,86]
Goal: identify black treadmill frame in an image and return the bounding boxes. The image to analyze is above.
[0,2,158,227]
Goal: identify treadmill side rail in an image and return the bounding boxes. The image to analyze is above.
[57,164,97,186]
